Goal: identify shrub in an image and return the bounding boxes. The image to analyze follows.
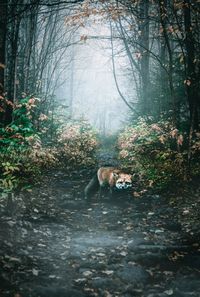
[0,97,98,193]
[117,118,200,189]
[57,120,98,169]
[0,96,59,193]
[0,135,59,193]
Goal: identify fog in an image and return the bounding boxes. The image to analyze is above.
[56,22,132,135]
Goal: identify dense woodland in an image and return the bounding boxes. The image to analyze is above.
[0,0,200,192]
[1,2,200,296]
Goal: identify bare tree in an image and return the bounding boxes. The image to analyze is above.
[0,0,7,97]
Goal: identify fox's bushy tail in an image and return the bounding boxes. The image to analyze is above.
[84,174,99,199]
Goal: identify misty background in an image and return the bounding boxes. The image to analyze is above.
[55,22,131,134]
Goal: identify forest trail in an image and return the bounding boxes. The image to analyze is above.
[0,143,200,297]
[1,1,200,295]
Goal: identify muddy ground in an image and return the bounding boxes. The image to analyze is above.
[0,149,200,297]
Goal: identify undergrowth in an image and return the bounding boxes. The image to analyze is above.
[0,96,98,194]
[117,118,200,190]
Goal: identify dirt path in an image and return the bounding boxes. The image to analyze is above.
[0,168,200,297]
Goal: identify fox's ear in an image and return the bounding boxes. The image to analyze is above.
[113,172,119,178]
[131,173,138,180]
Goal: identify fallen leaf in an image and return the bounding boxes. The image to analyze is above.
[133,191,140,197]
[102,270,114,275]
[104,291,113,297]
[155,229,164,234]
[120,251,127,256]
[74,278,86,283]
[5,256,21,263]
[164,289,174,295]
[82,270,93,277]
[148,212,155,216]
[96,253,106,257]
[32,268,39,276]
[183,209,189,214]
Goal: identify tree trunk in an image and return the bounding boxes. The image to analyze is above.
[0,0,7,96]
[69,36,75,117]
[183,0,199,130]
[0,0,7,125]
[139,0,150,115]
[5,0,22,125]
[159,0,177,126]
[20,5,39,95]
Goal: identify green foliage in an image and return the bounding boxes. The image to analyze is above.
[117,118,200,189]
[0,161,20,192]
[0,96,38,150]
[0,143,59,193]
[57,120,98,168]
[0,96,58,193]
[0,100,98,193]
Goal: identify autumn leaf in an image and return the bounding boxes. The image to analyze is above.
[177,135,183,146]
[170,129,178,138]
[149,180,154,187]
[159,135,166,144]
[133,191,140,197]
[82,270,93,277]
[39,113,48,121]
[5,100,14,107]
[0,63,5,69]
[184,79,191,86]
[151,124,162,132]
[164,289,174,296]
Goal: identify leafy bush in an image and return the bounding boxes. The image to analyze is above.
[0,98,98,193]
[0,96,58,193]
[117,118,200,189]
[57,120,98,169]
[0,145,58,193]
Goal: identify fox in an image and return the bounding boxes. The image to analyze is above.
[84,167,132,199]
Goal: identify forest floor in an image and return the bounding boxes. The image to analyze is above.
[0,144,200,297]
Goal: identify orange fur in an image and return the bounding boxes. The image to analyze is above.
[97,167,121,187]
[84,167,132,199]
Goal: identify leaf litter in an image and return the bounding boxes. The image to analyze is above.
[0,172,200,296]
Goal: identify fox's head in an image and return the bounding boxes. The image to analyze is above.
[113,172,132,190]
